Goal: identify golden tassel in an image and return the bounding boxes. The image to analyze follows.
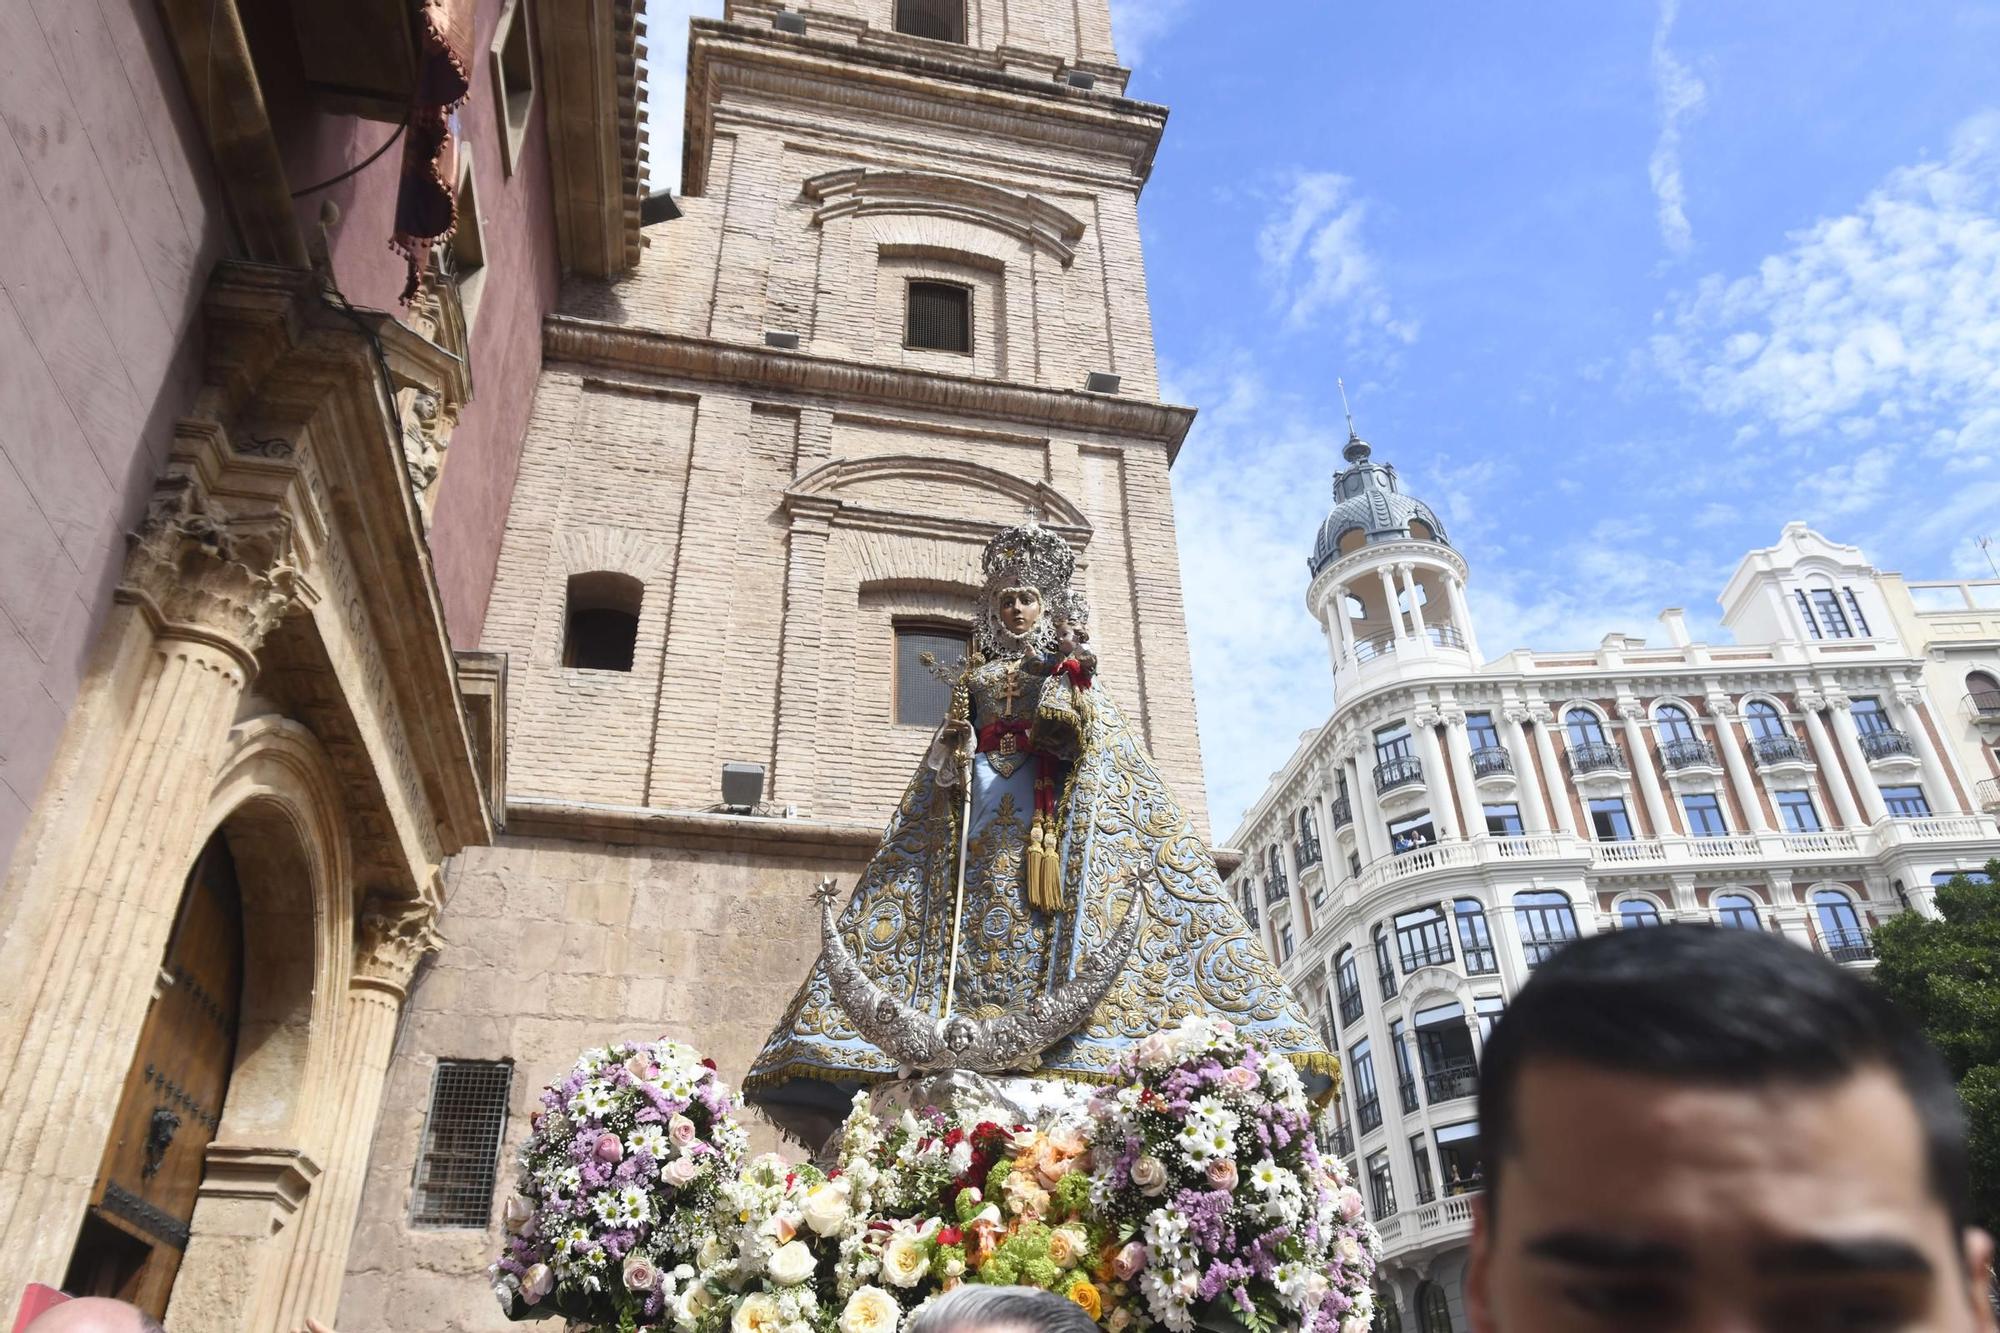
[1026,817,1047,909]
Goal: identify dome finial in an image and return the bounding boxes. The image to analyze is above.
[1337,377,1370,463]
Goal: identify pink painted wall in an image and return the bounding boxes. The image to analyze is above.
[0,0,228,880]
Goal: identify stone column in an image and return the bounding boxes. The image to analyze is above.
[1444,574,1481,659]
[1890,687,1963,814]
[1281,827,1313,943]
[1798,696,1865,828]
[1376,567,1403,641]
[770,500,835,810]
[1352,748,1389,863]
[270,900,439,1330]
[0,468,299,1290]
[1398,564,1428,642]
[1332,583,1356,661]
[1706,693,1771,833]
[1412,710,1460,840]
[1528,706,1579,836]
[1502,705,1551,833]
[1618,700,1676,838]
[1440,709,1485,836]
[1826,695,1890,823]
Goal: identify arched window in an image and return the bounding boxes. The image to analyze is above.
[1515,890,1578,966]
[1335,947,1364,1025]
[1618,898,1662,928]
[1714,891,1762,930]
[1453,898,1497,974]
[1744,699,1786,739]
[1654,703,1697,742]
[562,572,643,671]
[1374,1286,1403,1333]
[1373,924,1398,999]
[1969,671,2000,716]
[1813,888,1869,959]
[1564,707,1607,747]
[1417,1281,1453,1333]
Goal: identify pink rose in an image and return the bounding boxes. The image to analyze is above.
[1338,1187,1366,1221]
[626,1054,657,1083]
[1111,1242,1149,1281]
[663,1155,701,1187]
[1221,1066,1258,1092]
[1205,1159,1239,1191]
[623,1253,659,1292]
[669,1113,699,1147]
[522,1263,555,1304]
[502,1194,535,1233]
[1128,1155,1167,1196]
[595,1133,624,1164]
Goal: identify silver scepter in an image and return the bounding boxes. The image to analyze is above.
[941,722,976,1021]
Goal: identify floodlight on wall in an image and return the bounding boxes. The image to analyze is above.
[774,10,806,33]
[1085,372,1122,394]
[764,330,801,350]
[722,762,766,812]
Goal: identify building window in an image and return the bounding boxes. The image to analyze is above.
[1417,1281,1453,1333]
[1682,793,1728,837]
[1744,699,1787,739]
[1775,790,1822,833]
[562,572,643,671]
[1348,850,1363,880]
[1933,867,1995,886]
[1473,995,1505,1042]
[1391,1019,1419,1114]
[1968,671,2000,715]
[1466,712,1501,750]
[1410,1134,1437,1205]
[1351,1040,1381,1133]
[1482,802,1523,836]
[1366,1149,1397,1219]
[1813,889,1870,960]
[1810,588,1854,638]
[445,154,487,329]
[1395,905,1454,972]
[1565,707,1607,747]
[1655,703,1698,743]
[490,0,536,175]
[1588,796,1634,842]
[1850,696,1890,735]
[1336,948,1364,1026]
[1453,899,1497,974]
[905,280,972,352]
[1373,925,1399,999]
[1881,784,1932,817]
[411,1059,513,1227]
[893,0,966,42]
[893,623,969,726]
[1713,891,1763,930]
[1278,923,1294,958]
[1843,588,1872,636]
[1376,1286,1404,1333]
[1375,721,1416,764]
[1415,1002,1478,1104]
[1618,898,1662,928]
[1515,890,1577,966]
[1794,589,1822,639]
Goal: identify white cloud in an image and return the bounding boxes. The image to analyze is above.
[1256,172,1417,344]
[1648,0,1707,256]
[1109,0,1197,67]
[637,0,727,192]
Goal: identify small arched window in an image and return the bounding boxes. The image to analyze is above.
[1654,703,1697,742]
[1968,671,2000,716]
[1564,707,1607,747]
[1618,898,1662,928]
[1515,890,1578,966]
[562,572,643,671]
[1813,888,1866,951]
[1714,891,1762,930]
[1417,1281,1453,1333]
[1744,699,1786,739]
[1373,924,1398,997]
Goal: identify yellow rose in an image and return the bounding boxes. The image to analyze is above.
[733,1293,780,1333]
[1047,1226,1090,1270]
[1066,1278,1102,1320]
[881,1232,930,1289]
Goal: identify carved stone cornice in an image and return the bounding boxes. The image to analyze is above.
[533,0,647,277]
[543,317,1198,458]
[117,469,300,672]
[1704,693,1737,718]
[1615,698,1647,723]
[1797,689,1829,713]
[352,893,442,997]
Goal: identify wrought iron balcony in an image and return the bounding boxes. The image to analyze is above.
[1338,986,1365,1027]
[1397,1074,1420,1115]
[1858,728,1915,761]
[1297,836,1323,869]
[1660,737,1718,770]
[1353,632,1397,664]
[1470,745,1513,778]
[1264,877,1286,906]
[1568,740,1626,775]
[1243,902,1259,928]
[1374,755,1424,794]
[1822,928,1876,964]
[1331,795,1353,829]
[1752,734,1809,766]
[1423,1059,1479,1105]
[1356,1092,1382,1134]
[1332,1124,1354,1158]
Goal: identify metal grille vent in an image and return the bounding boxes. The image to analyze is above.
[894,0,965,42]
[906,281,971,353]
[410,1060,512,1228]
[895,626,967,726]
[774,10,806,34]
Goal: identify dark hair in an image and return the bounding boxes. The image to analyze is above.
[1477,924,1970,1233]
[907,1285,1099,1333]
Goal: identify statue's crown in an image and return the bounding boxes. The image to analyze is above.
[980,520,1074,598]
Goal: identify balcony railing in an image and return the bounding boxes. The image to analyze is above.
[1569,740,1626,775]
[1428,623,1467,650]
[1356,1092,1382,1134]
[1331,795,1354,829]
[1338,987,1365,1026]
[1859,728,1916,762]
[1780,830,1860,856]
[1470,745,1513,778]
[1353,632,1397,664]
[1297,836,1323,869]
[1660,737,1718,770]
[1423,1059,1479,1105]
[1243,902,1259,928]
[1752,734,1810,766]
[1821,927,1876,964]
[1374,755,1424,794]
[1264,878,1286,906]
[1967,690,2000,718]
[1414,1177,1436,1207]
[1397,1073,1419,1115]
[1331,1124,1353,1158]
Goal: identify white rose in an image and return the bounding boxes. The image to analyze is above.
[699,1234,730,1269]
[802,1179,852,1236]
[880,1233,929,1289]
[767,1240,818,1287]
[839,1286,902,1333]
[734,1293,781,1333]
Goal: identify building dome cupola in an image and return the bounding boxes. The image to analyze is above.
[1308,423,1450,577]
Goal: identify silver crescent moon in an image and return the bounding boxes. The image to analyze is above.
[815,853,1154,1074]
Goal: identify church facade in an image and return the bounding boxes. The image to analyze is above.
[336,3,1220,1328]
[1223,436,2000,1332]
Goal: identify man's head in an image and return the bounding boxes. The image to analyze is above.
[906,1285,1098,1333]
[1467,924,1995,1333]
[23,1298,164,1333]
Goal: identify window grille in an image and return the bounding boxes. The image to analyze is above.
[906,281,971,352]
[894,0,965,41]
[894,624,968,726]
[411,1059,513,1227]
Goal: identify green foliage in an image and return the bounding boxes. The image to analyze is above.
[1871,858,2000,1232]
[1052,1171,1092,1218]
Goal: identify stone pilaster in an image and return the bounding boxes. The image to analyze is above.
[1618,699,1675,838]
[1705,693,1771,833]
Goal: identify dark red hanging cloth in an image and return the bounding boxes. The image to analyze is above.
[392,0,475,302]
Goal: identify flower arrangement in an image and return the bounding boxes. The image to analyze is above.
[492,1040,749,1329]
[1081,1017,1380,1333]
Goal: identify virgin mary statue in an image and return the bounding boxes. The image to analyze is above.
[747,521,1329,1141]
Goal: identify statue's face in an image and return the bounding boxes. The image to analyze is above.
[993,586,1043,638]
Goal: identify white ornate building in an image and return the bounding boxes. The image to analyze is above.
[1221,431,2000,1333]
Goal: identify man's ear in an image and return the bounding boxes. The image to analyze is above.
[1962,1227,1998,1333]
[1465,1192,1497,1333]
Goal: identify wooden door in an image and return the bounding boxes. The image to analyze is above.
[64,836,243,1316]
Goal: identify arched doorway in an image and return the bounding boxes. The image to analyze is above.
[64,835,244,1317]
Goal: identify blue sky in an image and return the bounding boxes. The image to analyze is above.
[642,2,2000,835]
